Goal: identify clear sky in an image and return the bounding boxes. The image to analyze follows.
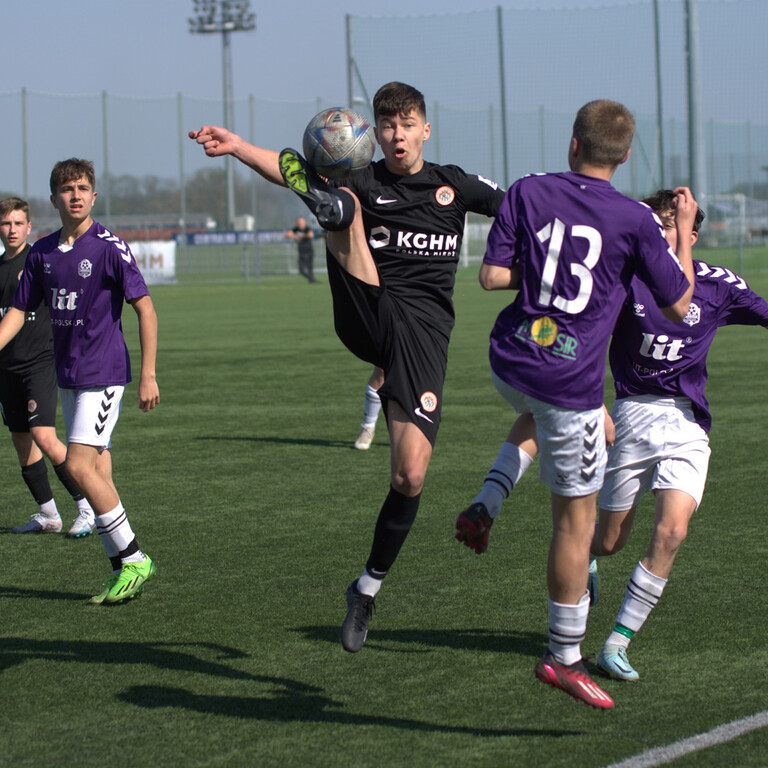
[9,0,643,105]
[5,0,766,205]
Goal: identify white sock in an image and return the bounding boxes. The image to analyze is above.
[39,499,60,519]
[612,561,667,641]
[76,497,94,516]
[356,569,383,597]
[93,510,145,569]
[362,385,381,429]
[548,591,590,665]
[605,630,631,649]
[122,550,147,565]
[473,442,534,518]
[96,503,136,554]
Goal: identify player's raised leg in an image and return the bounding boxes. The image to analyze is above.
[278,149,381,286]
[278,149,354,232]
[456,413,537,554]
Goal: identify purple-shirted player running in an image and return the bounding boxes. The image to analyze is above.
[467,101,698,709]
[460,189,766,688]
[591,190,768,681]
[0,158,160,605]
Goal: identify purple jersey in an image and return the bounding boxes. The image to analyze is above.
[610,260,768,431]
[484,172,689,410]
[13,221,150,389]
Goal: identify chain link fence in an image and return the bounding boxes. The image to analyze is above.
[2,0,766,281]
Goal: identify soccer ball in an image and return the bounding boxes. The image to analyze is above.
[302,107,375,181]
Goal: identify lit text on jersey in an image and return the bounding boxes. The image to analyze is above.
[51,288,79,311]
[639,333,686,362]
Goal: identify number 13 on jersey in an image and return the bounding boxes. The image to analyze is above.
[537,218,602,315]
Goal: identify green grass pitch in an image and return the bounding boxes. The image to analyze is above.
[1,252,768,767]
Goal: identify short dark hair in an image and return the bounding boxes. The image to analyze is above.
[50,158,96,195]
[0,196,30,221]
[642,189,705,232]
[573,100,635,168]
[373,82,427,123]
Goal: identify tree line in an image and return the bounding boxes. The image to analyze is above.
[2,167,304,232]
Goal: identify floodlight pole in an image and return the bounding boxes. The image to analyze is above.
[189,1,255,230]
[653,0,665,188]
[222,24,235,229]
[685,0,706,201]
[497,6,509,189]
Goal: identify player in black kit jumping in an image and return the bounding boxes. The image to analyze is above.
[190,82,504,651]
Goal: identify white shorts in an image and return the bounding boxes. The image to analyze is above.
[599,395,711,512]
[60,386,125,450]
[491,370,606,496]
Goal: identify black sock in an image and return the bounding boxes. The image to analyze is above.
[365,487,421,576]
[21,458,54,506]
[53,461,86,501]
[118,536,140,560]
[317,188,356,232]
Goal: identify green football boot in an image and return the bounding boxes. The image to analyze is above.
[103,556,156,604]
[278,148,352,231]
[90,573,144,605]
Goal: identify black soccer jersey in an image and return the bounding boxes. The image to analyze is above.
[0,244,53,372]
[341,160,504,336]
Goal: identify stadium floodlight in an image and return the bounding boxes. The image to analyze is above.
[189,0,256,230]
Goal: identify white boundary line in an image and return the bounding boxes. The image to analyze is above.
[602,711,768,768]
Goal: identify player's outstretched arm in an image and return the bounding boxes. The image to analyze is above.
[188,125,284,186]
[130,295,159,413]
[0,307,27,352]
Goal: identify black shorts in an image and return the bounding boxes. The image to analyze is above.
[0,364,59,433]
[327,256,449,446]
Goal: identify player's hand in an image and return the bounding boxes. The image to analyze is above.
[188,125,239,157]
[138,375,160,412]
[672,186,698,231]
[602,405,615,447]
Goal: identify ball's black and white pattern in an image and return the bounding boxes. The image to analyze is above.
[302,107,374,181]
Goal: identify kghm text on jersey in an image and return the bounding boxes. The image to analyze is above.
[368,226,459,256]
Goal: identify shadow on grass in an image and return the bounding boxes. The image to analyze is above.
[0,585,89,601]
[0,637,316,689]
[294,625,547,657]
[0,637,582,737]
[118,684,582,737]
[194,435,388,450]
